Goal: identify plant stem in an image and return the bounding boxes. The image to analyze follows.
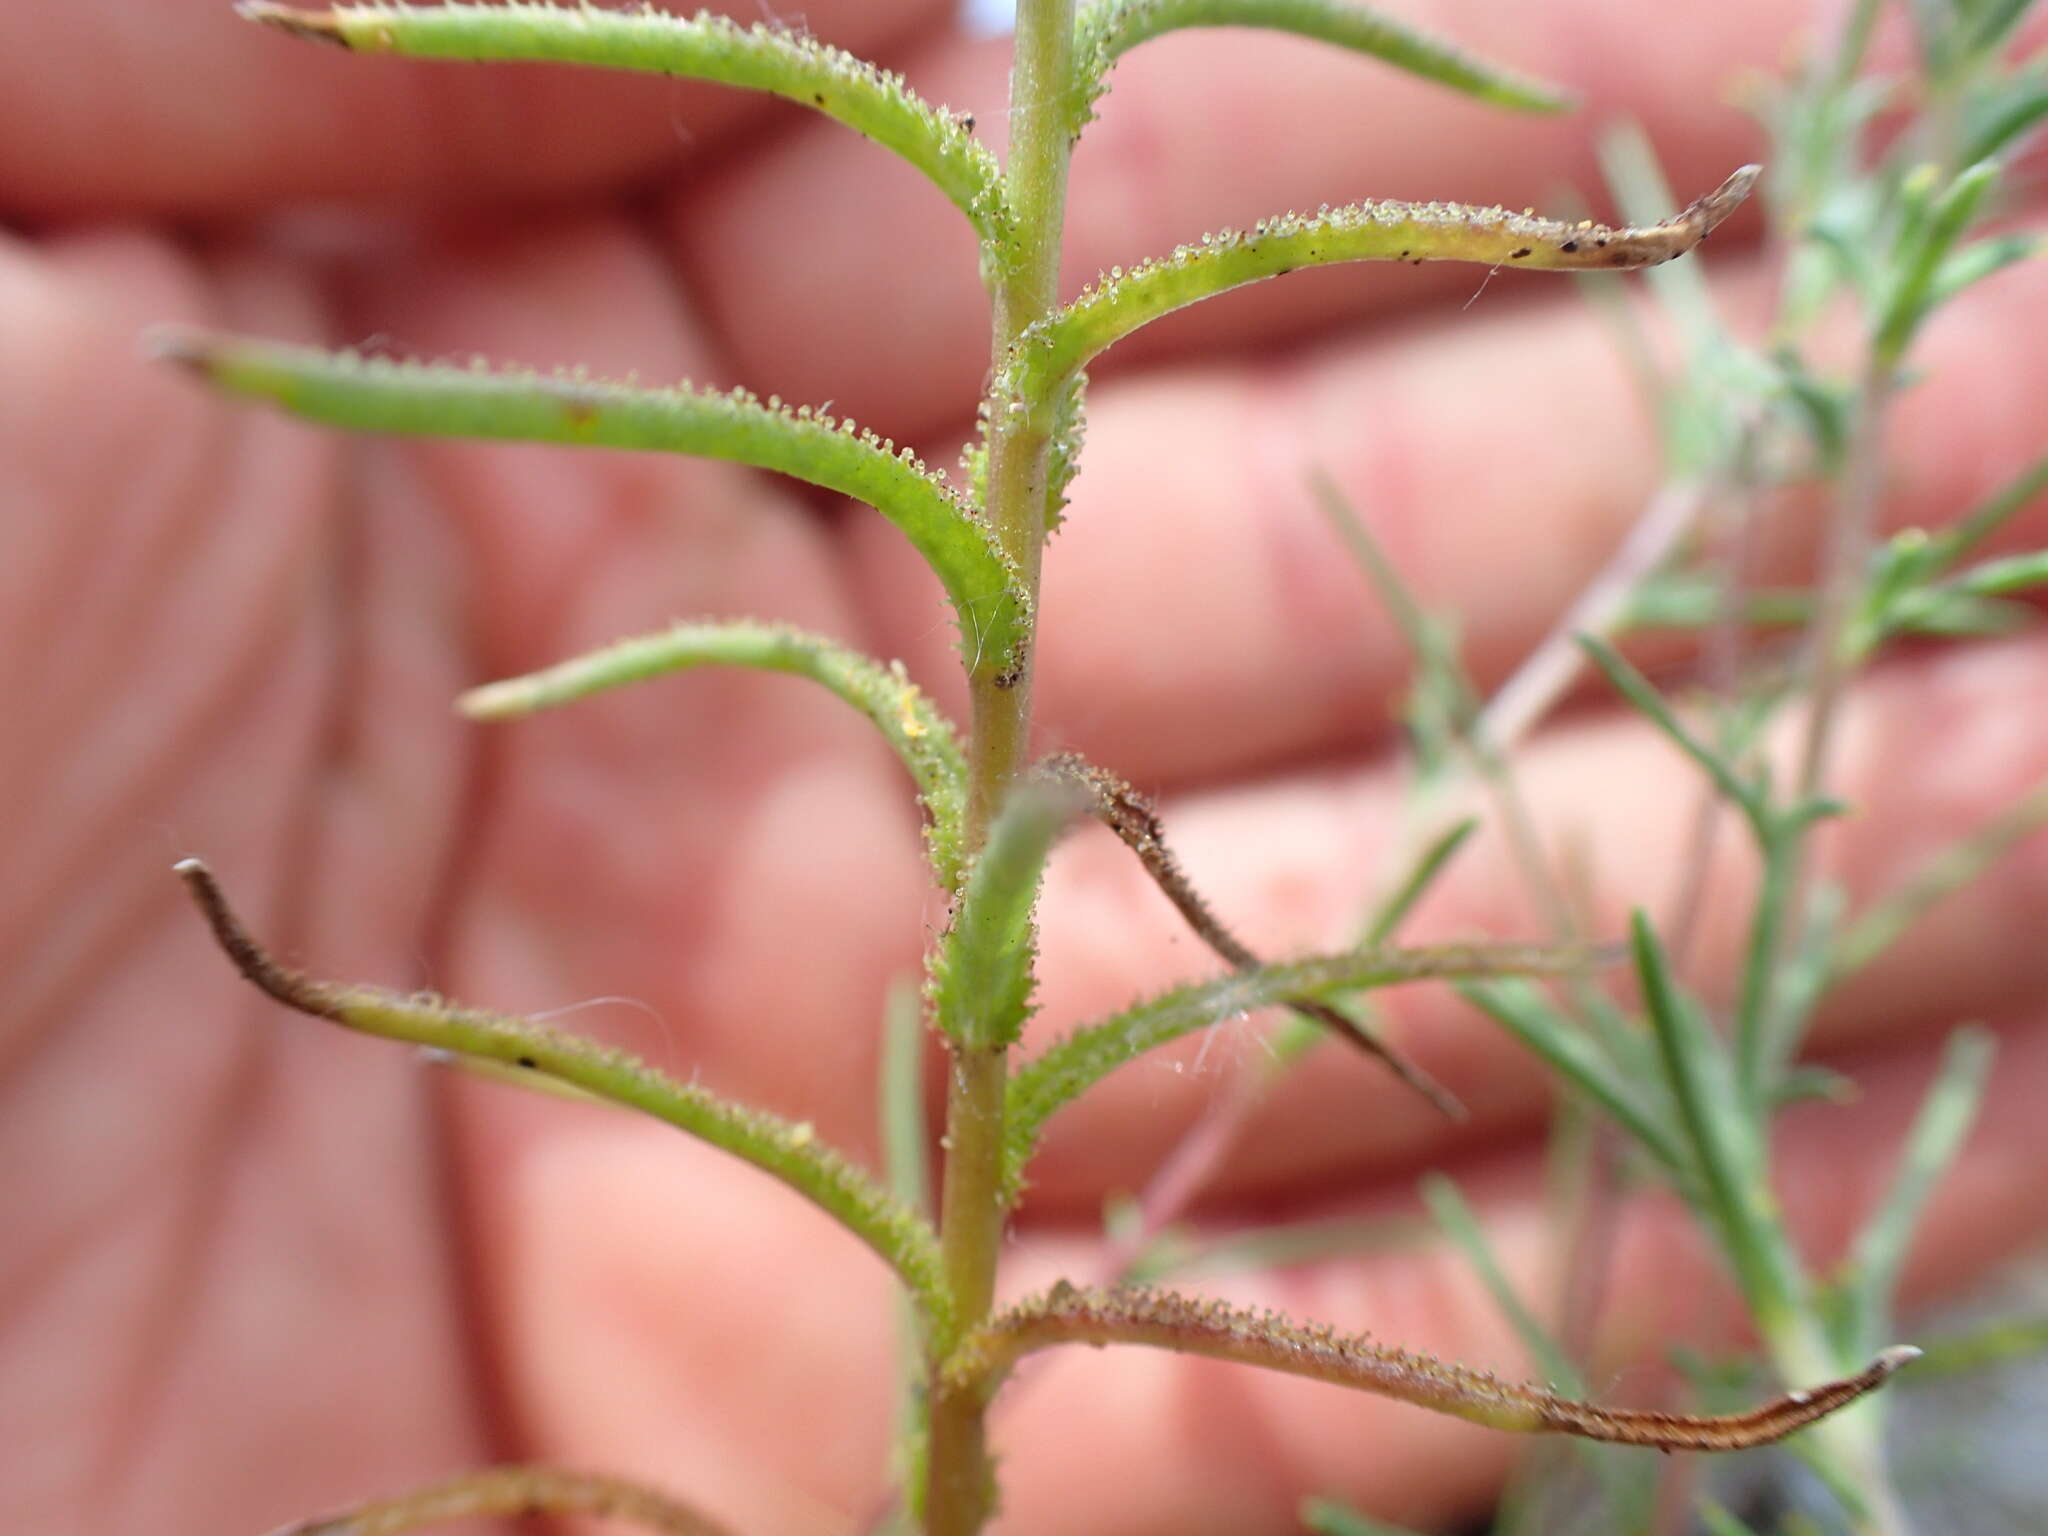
[928,2,1077,1531]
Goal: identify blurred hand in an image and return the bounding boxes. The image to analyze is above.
[5,2,2047,1532]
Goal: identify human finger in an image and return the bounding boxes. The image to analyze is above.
[0,0,950,216]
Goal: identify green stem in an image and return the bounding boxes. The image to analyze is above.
[927,2,1077,1531]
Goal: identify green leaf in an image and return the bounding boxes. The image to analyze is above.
[175,859,950,1334]
[1836,1027,1993,1356]
[1633,913,1811,1336]
[1006,941,1601,1195]
[929,778,1080,1049]
[240,1,1007,243]
[1875,160,1999,365]
[1928,231,2042,312]
[150,331,1031,682]
[1946,547,2048,596]
[1421,1174,1583,1394]
[1456,978,1689,1176]
[1006,168,1762,412]
[1311,471,1479,775]
[1907,1311,2048,1378]
[1576,634,1767,831]
[1965,0,2043,56]
[1362,817,1476,945]
[1832,770,2048,979]
[1920,444,2048,573]
[1077,0,1570,118]
[1960,71,2048,163]
[460,619,971,889]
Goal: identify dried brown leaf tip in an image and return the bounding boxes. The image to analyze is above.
[955,1284,1917,1451]
[1039,752,1467,1119]
[1490,163,1763,270]
[235,2,350,46]
[174,859,349,1023]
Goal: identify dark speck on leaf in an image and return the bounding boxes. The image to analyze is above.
[1510,247,1532,260]
[517,1056,538,1069]
[1560,240,1579,253]
[813,92,826,105]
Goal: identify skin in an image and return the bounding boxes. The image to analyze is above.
[4,1,2048,1533]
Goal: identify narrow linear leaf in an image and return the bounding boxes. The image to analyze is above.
[461,619,970,889]
[150,331,1030,681]
[1899,0,1954,78]
[257,1465,734,1536]
[241,1,1007,243]
[1838,1027,1994,1355]
[1832,771,2048,979]
[1456,978,1689,1176]
[1922,444,2048,573]
[1007,167,1760,410]
[930,778,1082,1049]
[946,1283,1918,1449]
[1006,940,1603,1195]
[1598,123,1731,358]
[1944,548,2048,598]
[1908,1311,2048,1378]
[174,859,951,1334]
[1363,817,1477,945]
[1420,1174,1583,1395]
[1633,914,1811,1333]
[1577,634,1766,831]
[1311,470,1480,775]
[1875,159,1998,365]
[1928,230,2042,312]
[1961,74,2048,164]
[1966,0,2043,57]
[1076,0,1569,116]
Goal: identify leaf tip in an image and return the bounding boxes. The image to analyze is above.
[237,2,351,46]
[453,682,513,720]
[1873,1343,1923,1376]
[1693,163,1764,235]
[141,323,219,373]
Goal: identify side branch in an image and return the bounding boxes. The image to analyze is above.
[149,331,1030,682]
[1043,752,1463,1118]
[240,1,1008,244]
[262,1464,732,1536]
[175,860,952,1336]
[1007,165,1762,410]
[949,1285,1919,1451]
